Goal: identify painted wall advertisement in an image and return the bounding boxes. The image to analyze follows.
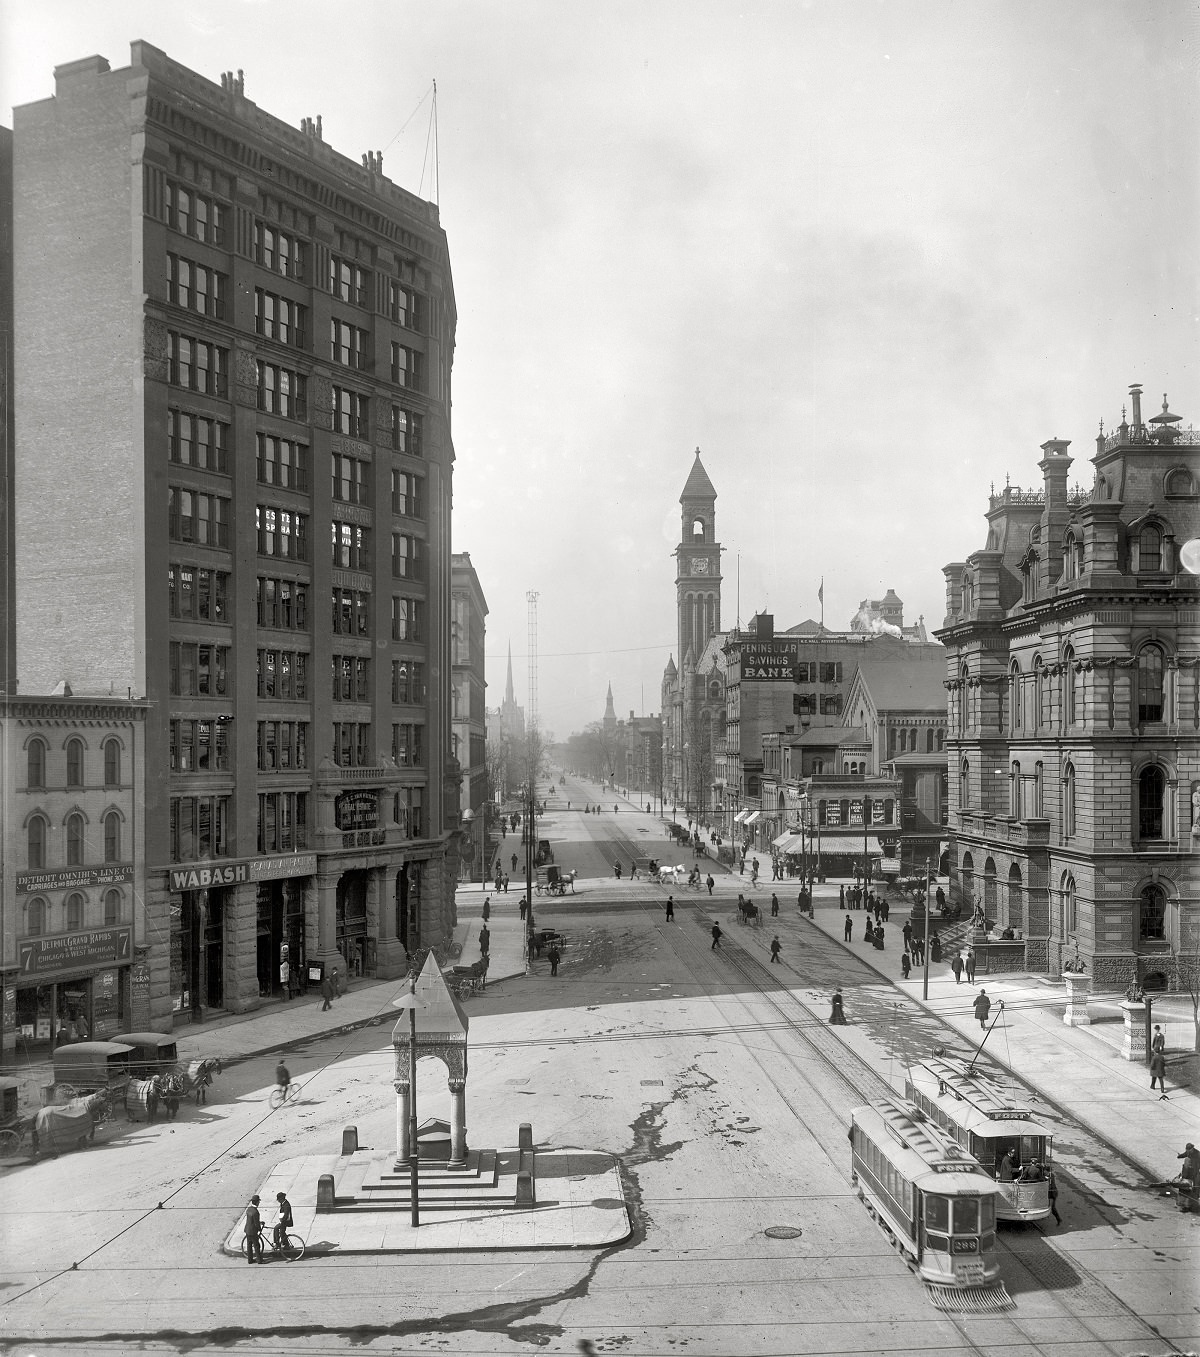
[18,926,132,977]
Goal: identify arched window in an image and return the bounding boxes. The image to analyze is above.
[1033,657,1045,730]
[27,738,46,790]
[1061,873,1077,936]
[66,893,84,930]
[909,727,918,751]
[1034,761,1043,818]
[27,815,46,870]
[1138,523,1162,573]
[26,897,47,937]
[1064,762,1076,838]
[1007,863,1023,929]
[1063,532,1082,581]
[1137,765,1165,840]
[66,812,85,867]
[1137,645,1165,723]
[1063,646,1083,726]
[936,728,945,752]
[691,517,704,541]
[66,737,85,789]
[959,758,970,810]
[898,729,907,753]
[925,728,934,753]
[103,739,121,787]
[961,851,975,907]
[1009,761,1021,818]
[1009,661,1022,733]
[959,664,970,735]
[103,811,121,863]
[961,571,973,616]
[983,858,997,919]
[1165,467,1194,498]
[1139,884,1166,941]
[104,889,121,925]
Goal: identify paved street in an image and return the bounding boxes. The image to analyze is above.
[1,784,1196,1356]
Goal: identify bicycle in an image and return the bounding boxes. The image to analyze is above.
[268,1081,302,1110]
[240,1224,305,1262]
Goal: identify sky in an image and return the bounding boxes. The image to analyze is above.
[2,1,1196,739]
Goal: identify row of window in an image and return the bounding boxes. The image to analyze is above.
[26,812,123,870]
[172,794,228,862]
[258,791,308,855]
[170,718,232,773]
[890,727,946,755]
[23,890,125,937]
[170,565,228,622]
[27,737,122,791]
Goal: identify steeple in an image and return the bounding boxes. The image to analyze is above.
[676,448,722,668]
[603,682,617,732]
[680,447,717,502]
[505,642,514,706]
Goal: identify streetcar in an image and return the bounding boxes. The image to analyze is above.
[904,1057,1054,1223]
[850,1099,1004,1288]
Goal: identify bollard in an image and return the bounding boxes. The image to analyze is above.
[316,1173,336,1213]
[518,1122,533,1153]
[515,1169,535,1207]
[341,1125,359,1155]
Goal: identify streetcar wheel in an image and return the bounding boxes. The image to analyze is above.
[0,1129,21,1158]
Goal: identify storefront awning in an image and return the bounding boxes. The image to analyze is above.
[733,810,749,824]
[812,831,883,855]
[744,811,762,825]
[771,830,793,849]
[774,833,806,854]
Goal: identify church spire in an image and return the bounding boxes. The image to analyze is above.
[603,682,616,731]
[505,642,515,706]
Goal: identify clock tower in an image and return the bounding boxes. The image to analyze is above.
[676,449,722,665]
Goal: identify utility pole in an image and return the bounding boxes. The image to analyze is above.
[922,855,931,1000]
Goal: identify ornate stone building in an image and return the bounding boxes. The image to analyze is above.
[937,383,1200,987]
[12,44,461,1021]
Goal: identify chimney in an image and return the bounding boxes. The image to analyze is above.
[1038,438,1073,592]
[1129,384,1143,429]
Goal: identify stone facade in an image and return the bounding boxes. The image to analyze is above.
[937,384,1200,989]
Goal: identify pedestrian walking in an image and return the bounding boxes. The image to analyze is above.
[482,897,491,922]
[973,988,991,1029]
[479,924,491,957]
[320,972,334,1011]
[902,921,913,952]
[930,932,942,963]
[665,895,675,922]
[901,953,911,980]
[965,947,977,984]
[881,899,890,923]
[332,967,342,997]
[844,914,853,942]
[279,955,292,1000]
[829,987,847,1025]
[519,896,529,921]
[771,893,779,918]
[503,873,510,893]
[706,874,715,895]
[874,923,885,951]
[864,919,874,945]
[951,953,964,984]
[244,1195,264,1264]
[1150,1047,1169,1097]
[548,943,561,976]
[711,922,723,950]
[840,884,845,908]
[1047,1169,1061,1225]
[511,853,518,873]
[912,935,924,966]
[770,935,782,963]
[1152,1024,1166,1056]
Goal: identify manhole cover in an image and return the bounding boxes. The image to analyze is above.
[640,1079,664,1086]
[764,1225,803,1240]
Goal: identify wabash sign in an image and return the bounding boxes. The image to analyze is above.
[169,863,250,891]
[739,641,800,682]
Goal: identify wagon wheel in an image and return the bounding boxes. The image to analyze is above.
[0,1129,22,1158]
[55,1084,80,1102]
[455,980,474,1001]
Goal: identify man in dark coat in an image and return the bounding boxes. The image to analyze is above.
[320,974,334,1011]
[244,1195,264,1264]
[844,913,853,942]
[951,952,964,984]
[965,947,977,983]
[1150,1047,1168,1097]
[711,922,722,950]
[973,989,991,1029]
[769,936,782,964]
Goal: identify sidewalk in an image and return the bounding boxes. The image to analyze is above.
[803,881,1200,1183]
[4,906,530,1120]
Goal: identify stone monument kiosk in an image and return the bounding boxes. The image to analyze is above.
[392,954,469,1167]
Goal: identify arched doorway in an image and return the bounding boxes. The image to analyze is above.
[983,858,997,925]
[1007,863,1023,930]
[337,871,370,978]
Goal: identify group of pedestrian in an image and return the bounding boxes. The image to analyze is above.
[242,1191,293,1263]
[840,884,890,921]
[950,947,977,985]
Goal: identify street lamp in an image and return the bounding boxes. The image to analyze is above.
[392,983,428,1227]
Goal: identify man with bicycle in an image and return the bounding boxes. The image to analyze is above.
[275,1059,291,1100]
[273,1191,293,1251]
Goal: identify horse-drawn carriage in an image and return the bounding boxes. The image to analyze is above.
[535,865,576,896]
[737,897,762,927]
[449,958,488,999]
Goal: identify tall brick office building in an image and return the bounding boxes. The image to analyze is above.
[938,384,1199,988]
[11,44,461,1025]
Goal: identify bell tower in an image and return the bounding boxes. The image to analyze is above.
[676,449,722,665]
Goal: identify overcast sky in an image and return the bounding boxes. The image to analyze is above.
[2,1,1196,738]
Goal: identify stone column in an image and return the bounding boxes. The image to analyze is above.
[1062,971,1092,1026]
[1120,1001,1148,1061]
[395,1079,411,1163]
[316,866,342,973]
[448,1080,467,1165]
[376,863,407,979]
[225,881,262,1013]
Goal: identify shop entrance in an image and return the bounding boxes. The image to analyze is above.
[395,861,423,955]
[256,879,307,997]
[174,889,225,1018]
[336,871,369,979]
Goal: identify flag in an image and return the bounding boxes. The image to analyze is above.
[818,579,824,605]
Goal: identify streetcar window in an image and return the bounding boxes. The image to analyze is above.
[925,1233,949,1252]
[1020,1135,1043,1161]
[924,1195,949,1231]
[952,1198,980,1234]
[981,1197,995,1232]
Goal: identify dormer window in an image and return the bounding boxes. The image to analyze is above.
[1062,532,1082,581]
[1138,523,1162,573]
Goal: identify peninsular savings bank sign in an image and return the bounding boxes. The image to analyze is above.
[738,640,802,681]
[169,853,317,892]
